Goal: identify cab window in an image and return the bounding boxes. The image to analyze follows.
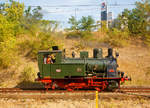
[43,53,56,64]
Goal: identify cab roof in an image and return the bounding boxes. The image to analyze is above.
[38,50,62,53]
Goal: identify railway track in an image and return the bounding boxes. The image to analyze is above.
[0,88,96,93]
[119,87,150,93]
[0,87,150,94]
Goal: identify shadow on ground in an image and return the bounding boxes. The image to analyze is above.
[15,81,44,89]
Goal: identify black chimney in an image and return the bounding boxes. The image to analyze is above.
[52,46,59,50]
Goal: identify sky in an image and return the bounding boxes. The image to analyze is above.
[0,0,142,29]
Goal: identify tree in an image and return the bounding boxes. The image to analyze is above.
[22,6,43,36]
[117,9,130,31]
[0,14,17,68]
[116,0,150,36]
[68,16,79,31]
[0,1,60,68]
[67,16,95,38]
[79,16,95,32]
[1,1,24,36]
[0,1,25,68]
[4,1,24,22]
[40,20,59,33]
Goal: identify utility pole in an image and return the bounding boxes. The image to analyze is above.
[75,8,78,19]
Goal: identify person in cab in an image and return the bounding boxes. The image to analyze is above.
[46,55,53,64]
[51,54,56,63]
[43,56,47,64]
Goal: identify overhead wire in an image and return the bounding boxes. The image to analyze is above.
[24,3,136,14]
[24,4,135,8]
[44,8,100,13]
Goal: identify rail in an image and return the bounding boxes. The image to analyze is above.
[0,87,150,93]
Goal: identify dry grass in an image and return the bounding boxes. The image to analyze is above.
[0,93,149,108]
[117,45,150,86]
[0,55,39,88]
[1,99,149,108]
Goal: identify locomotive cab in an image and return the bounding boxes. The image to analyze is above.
[37,50,62,79]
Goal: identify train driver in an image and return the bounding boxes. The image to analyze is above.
[46,55,53,64]
[51,54,55,63]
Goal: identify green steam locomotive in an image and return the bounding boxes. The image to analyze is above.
[36,46,130,91]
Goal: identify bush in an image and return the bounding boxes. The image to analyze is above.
[66,31,92,40]
[21,64,36,82]
[80,31,92,40]
[17,32,64,59]
[0,12,19,69]
[0,37,18,68]
[66,31,81,39]
[144,34,150,47]
[104,28,129,47]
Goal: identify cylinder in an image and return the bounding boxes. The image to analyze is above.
[93,48,103,58]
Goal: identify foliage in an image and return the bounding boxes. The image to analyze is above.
[0,14,14,41]
[4,1,24,22]
[21,6,43,36]
[113,0,150,45]
[21,64,36,82]
[79,16,95,32]
[18,33,61,59]
[40,20,59,33]
[100,21,109,33]
[128,6,147,35]
[67,16,95,38]
[0,13,18,68]
[104,28,129,47]
[0,1,24,69]
[0,1,61,69]
[0,37,17,68]
[144,34,150,46]
[4,1,24,35]
[68,16,79,31]
[115,9,130,31]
